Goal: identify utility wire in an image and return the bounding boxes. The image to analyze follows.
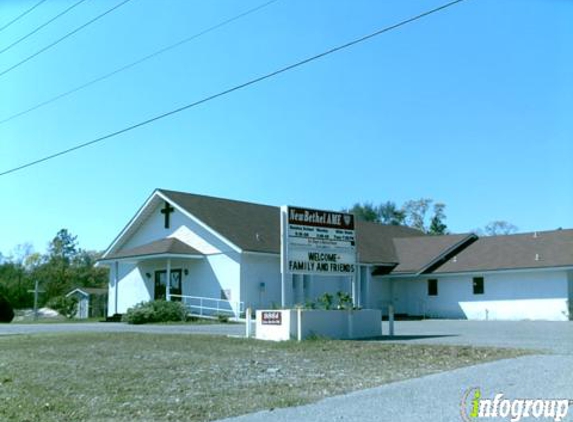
[0,0,47,33]
[0,0,280,126]
[0,0,133,79]
[0,0,89,56]
[0,0,469,177]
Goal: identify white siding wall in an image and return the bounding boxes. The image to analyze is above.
[389,270,570,321]
[109,262,153,314]
[121,201,230,255]
[240,254,281,310]
[368,275,392,311]
[568,270,573,320]
[305,275,353,306]
[106,200,243,315]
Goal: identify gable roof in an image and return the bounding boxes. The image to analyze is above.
[433,229,573,274]
[158,189,426,262]
[159,189,280,254]
[101,237,203,261]
[66,287,107,297]
[101,189,573,274]
[392,233,478,274]
[355,221,424,264]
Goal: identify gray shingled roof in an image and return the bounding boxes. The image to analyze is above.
[392,234,477,274]
[160,189,280,254]
[159,189,425,262]
[433,229,573,273]
[355,221,424,264]
[114,190,573,274]
[103,237,203,260]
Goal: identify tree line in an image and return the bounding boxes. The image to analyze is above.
[344,199,518,236]
[0,229,108,310]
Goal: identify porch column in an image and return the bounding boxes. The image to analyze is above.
[166,259,171,301]
[114,261,119,314]
[295,274,304,305]
[364,266,371,309]
[355,266,362,308]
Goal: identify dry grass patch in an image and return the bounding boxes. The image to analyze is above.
[0,333,530,421]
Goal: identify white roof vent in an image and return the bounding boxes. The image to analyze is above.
[535,253,540,261]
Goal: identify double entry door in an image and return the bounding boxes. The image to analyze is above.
[154,269,182,301]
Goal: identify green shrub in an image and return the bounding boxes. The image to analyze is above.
[316,292,334,310]
[124,300,187,324]
[0,294,14,323]
[47,296,78,319]
[215,314,229,323]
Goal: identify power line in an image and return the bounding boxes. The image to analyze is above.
[0,0,280,126]
[0,0,89,56]
[0,0,133,79]
[0,0,469,178]
[0,0,47,33]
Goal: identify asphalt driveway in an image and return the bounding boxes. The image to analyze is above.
[219,320,573,422]
[0,321,245,337]
[381,319,573,355]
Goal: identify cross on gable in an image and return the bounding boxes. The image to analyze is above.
[160,201,175,229]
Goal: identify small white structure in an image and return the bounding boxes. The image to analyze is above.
[255,309,382,341]
[66,287,108,319]
[97,189,573,322]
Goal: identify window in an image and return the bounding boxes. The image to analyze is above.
[473,277,484,295]
[428,279,438,296]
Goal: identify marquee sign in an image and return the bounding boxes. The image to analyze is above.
[281,206,356,277]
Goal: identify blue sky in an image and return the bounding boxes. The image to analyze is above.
[0,0,571,257]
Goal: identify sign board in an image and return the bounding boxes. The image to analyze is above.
[281,206,356,276]
[261,311,282,325]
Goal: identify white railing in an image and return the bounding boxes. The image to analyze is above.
[170,294,244,319]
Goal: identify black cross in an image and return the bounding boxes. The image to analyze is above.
[160,201,174,228]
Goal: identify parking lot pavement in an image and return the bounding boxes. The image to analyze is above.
[0,322,245,337]
[218,354,573,422]
[380,320,573,355]
[217,320,572,422]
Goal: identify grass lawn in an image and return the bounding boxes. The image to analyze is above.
[0,333,530,422]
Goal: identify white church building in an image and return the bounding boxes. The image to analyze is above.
[98,189,573,321]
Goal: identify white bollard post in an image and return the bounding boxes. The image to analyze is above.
[388,304,395,337]
[297,307,302,342]
[245,307,252,338]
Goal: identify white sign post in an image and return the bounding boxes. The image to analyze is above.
[280,205,357,307]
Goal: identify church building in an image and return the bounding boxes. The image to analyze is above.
[98,189,573,321]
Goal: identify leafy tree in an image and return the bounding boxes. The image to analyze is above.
[49,229,78,265]
[403,198,432,232]
[483,221,518,236]
[378,201,405,225]
[428,203,448,235]
[0,294,15,323]
[344,202,380,223]
[344,198,448,234]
